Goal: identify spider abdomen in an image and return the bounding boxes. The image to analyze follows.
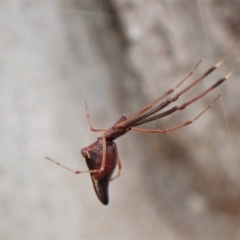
[81,137,118,205]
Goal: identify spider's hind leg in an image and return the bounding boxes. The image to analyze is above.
[132,95,221,134]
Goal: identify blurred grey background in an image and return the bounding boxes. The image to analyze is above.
[0,0,240,239]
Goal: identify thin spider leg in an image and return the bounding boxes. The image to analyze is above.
[85,99,108,132]
[176,61,240,108]
[99,136,107,172]
[45,138,107,174]
[110,157,122,182]
[131,94,220,134]
[126,60,240,128]
[123,42,240,128]
[174,41,240,99]
[121,61,201,126]
[130,106,180,126]
[45,157,103,174]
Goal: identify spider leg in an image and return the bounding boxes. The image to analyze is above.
[124,42,240,128]
[122,61,201,125]
[126,58,240,128]
[85,99,108,132]
[110,157,122,182]
[45,137,107,174]
[174,42,240,99]
[176,62,240,107]
[100,136,107,171]
[45,157,101,174]
[131,94,220,134]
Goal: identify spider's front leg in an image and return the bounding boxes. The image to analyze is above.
[123,61,201,125]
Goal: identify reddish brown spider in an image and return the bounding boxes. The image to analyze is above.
[46,43,240,205]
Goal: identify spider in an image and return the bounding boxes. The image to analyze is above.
[46,43,240,205]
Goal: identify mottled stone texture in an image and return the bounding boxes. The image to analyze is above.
[0,0,240,239]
